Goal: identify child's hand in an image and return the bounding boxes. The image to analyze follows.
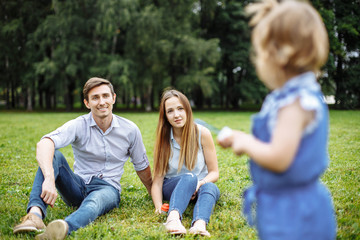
[217,133,234,148]
[231,130,251,156]
[218,130,249,156]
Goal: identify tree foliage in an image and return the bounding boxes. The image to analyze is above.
[0,0,359,110]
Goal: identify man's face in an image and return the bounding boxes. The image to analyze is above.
[84,84,116,120]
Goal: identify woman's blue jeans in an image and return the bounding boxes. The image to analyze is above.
[162,173,220,225]
[26,150,120,234]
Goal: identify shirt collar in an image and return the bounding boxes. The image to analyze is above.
[89,112,119,131]
[170,127,175,141]
[170,127,180,149]
[89,112,97,127]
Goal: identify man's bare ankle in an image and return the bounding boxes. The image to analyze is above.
[29,206,43,219]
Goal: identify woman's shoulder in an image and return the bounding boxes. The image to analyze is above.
[196,124,214,148]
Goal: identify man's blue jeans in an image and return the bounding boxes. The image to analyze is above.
[162,173,220,225]
[27,150,120,234]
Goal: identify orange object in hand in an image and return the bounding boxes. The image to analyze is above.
[161,203,169,214]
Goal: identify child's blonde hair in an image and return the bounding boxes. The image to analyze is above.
[246,0,329,87]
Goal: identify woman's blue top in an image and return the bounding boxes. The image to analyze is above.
[244,72,336,240]
[165,124,208,180]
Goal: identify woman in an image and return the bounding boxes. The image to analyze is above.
[151,89,220,236]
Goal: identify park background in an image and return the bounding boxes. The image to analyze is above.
[1,0,359,111]
[0,0,359,239]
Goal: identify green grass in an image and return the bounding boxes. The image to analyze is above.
[0,110,359,239]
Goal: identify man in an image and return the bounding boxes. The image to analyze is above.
[13,77,153,239]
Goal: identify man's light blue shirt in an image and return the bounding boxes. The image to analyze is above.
[42,112,149,193]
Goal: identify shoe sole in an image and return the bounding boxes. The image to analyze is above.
[35,220,68,240]
[189,227,211,237]
[13,226,43,234]
[169,230,187,235]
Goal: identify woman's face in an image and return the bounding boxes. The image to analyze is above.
[165,96,187,129]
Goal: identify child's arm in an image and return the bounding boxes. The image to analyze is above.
[219,99,314,173]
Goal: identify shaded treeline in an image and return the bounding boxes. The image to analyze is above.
[0,0,359,111]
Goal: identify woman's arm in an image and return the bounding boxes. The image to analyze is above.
[151,174,165,214]
[219,100,313,173]
[201,127,219,185]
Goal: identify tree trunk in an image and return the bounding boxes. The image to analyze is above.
[38,76,44,109]
[334,55,344,107]
[64,77,75,112]
[26,87,33,111]
[11,80,15,108]
[225,65,234,109]
[45,90,52,110]
[145,84,152,112]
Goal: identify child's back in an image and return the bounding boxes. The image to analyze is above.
[218,0,337,239]
[246,72,336,240]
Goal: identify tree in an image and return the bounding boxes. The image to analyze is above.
[0,0,358,110]
[204,0,267,109]
[125,0,220,110]
[313,0,360,109]
[0,0,53,110]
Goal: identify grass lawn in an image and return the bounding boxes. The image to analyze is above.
[0,110,359,239]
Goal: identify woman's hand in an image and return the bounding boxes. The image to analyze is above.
[151,175,165,215]
[191,179,206,200]
[155,208,162,215]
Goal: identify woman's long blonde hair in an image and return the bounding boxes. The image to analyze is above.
[153,89,199,176]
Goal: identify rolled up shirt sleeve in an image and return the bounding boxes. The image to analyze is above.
[128,125,149,171]
[41,119,79,149]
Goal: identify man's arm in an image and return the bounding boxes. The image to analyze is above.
[36,137,58,207]
[136,166,152,195]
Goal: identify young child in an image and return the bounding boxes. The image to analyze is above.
[218,0,336,239]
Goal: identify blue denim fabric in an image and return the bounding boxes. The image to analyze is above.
[27,151,120,234]
[162,173,220,225]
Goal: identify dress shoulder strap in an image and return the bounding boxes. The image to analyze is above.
[197,124,202,149]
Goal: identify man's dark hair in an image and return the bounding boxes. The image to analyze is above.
[83,77,115,101]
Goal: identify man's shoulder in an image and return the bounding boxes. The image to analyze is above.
[112,114,138,130]
[62,113,91,129]
[70,113,91,124]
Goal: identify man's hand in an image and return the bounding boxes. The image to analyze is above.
[40,177,57,208]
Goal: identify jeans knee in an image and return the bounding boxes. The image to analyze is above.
[86,188,119,215]
[181,173,198,186]
[200,182,220,200]
[53,150,66,166]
